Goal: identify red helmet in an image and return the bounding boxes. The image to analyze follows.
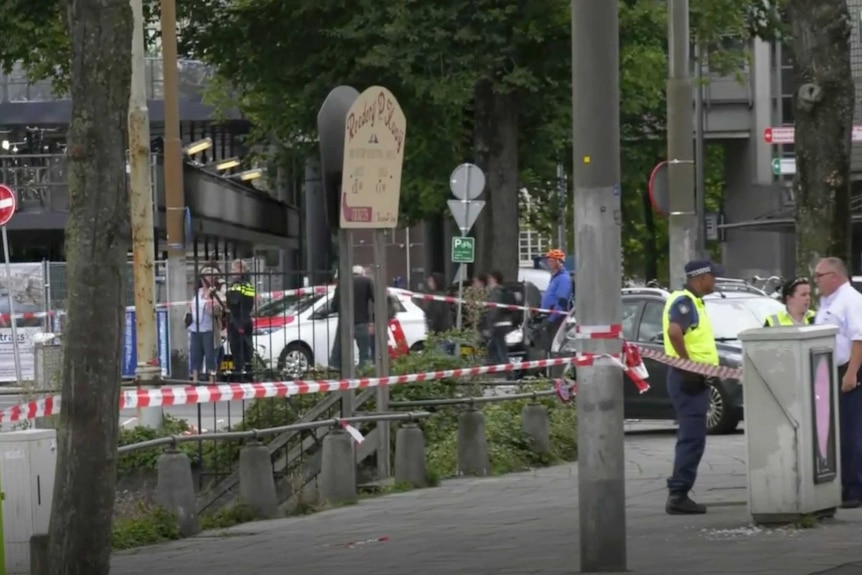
[546,248,566,262]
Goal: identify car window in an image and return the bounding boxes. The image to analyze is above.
[622,301,642,340]
[638,302,664,342]
[390,295,407,313]
[704,296,784,340]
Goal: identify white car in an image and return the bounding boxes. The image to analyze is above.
[253,287,428,376]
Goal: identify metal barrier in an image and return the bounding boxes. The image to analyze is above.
[118,411,431,454]
[388,389,557,408]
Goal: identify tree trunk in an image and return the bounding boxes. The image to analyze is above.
[473,79,520,280]
[788,0,855,274]
[48,0,132,573]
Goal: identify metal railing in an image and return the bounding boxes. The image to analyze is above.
[117,412,431,454]
[388,390,557,409]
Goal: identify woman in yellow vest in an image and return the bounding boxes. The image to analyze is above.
[763,277,815,327]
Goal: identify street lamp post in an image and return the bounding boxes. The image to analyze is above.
[129,0,161,428]
[161,0,189,380]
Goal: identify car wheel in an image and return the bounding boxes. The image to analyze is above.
[278,343,312,379]
[410,341,425,353]
[707,380,740,435]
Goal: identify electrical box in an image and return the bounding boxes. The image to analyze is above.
[0,429,57,575]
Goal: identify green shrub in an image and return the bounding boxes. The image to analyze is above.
[199,503,259,530]
[117,415,198,478]
[112,504,180,550]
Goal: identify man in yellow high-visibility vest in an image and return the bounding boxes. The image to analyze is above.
[662,260,721,515]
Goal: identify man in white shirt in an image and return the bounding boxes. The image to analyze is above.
[814,257,862,508]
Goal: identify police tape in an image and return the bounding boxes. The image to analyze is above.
[637,347,742,380]
[0,351,651,424]
[1,283,559,324]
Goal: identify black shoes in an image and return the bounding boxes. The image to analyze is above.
[666,494,707,515]
[841,498,861,509]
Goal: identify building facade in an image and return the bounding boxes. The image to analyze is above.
[716,7,862,277]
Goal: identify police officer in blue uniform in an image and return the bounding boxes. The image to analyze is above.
[662,260,721,514]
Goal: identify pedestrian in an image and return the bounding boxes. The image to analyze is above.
[226,259,256,382]
[483,270,514,370]
[424,273,453,333]
[331,264,374,371]
[538,248,572,352]
[662,259,721,515]
[763,277,815,327]
[186,266,221,383]
[813,257,862,508]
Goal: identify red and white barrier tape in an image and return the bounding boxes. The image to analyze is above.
[0,351,651,424]
[637,347,741,380]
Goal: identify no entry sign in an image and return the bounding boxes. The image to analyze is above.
[0,185,16,227]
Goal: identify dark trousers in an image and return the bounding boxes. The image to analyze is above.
[330,322,372,371]
[227,323,254,380]
[487,326,509,366]
[838,364,862,500]
[666,367,710,495]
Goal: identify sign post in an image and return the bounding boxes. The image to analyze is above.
[0,185,22,384]
[340,85,407,481]
[448,163,486,329]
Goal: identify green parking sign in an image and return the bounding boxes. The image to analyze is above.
[451,236,475,263]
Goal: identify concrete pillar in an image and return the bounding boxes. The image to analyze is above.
[319,429,357,505]
[522,402,551,454]
[239,440,279,518]
[457,407,490,476]
[29,533,49,575]
[155,449,200,536]
[394,423,427,487]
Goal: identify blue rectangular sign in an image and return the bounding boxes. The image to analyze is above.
[122,309,170,377]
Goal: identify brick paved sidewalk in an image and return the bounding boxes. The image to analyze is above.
[112,428,862,575]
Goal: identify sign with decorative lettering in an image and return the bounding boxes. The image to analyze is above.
[340,86,407,228]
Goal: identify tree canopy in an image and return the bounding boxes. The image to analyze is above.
[0,0,792,278]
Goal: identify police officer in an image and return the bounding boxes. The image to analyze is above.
[662,260,721,515]
[763,277,815,327]
[226,259,256,381]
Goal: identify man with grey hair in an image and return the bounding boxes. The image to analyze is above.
[814,256,862,508]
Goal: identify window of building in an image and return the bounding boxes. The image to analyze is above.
[780,67,795,97]
[781,96,794,125]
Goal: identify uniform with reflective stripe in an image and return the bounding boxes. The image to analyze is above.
[661,289,718,366]
[764,309,815,327]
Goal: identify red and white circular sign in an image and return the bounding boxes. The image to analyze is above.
[0,185,17,227]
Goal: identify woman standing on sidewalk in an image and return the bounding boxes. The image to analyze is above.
[187,267,222,383]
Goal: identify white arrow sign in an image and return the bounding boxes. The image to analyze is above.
[448,199,485,233]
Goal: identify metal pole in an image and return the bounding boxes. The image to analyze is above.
[404,227,411,289]
[161,0,189,383]
[129,0,161,428]
[455,169,471,330]
[337,229,355,417]
[571,0,626,571]
[556,161,566,249]
[694,42,706,256]
[2,227,21,384]
[667,0,697,287]
[373,230,390,479]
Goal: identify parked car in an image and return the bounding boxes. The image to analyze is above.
[551,286,785,434]
[253,287,428,377]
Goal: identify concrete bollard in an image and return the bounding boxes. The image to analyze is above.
[239,440,279,519]
[29,533,49,575]
[319,429,357,505]
[394,423,427,487]
[457,407,490,476]
[156,449,200,536]
[522,402,551,454]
